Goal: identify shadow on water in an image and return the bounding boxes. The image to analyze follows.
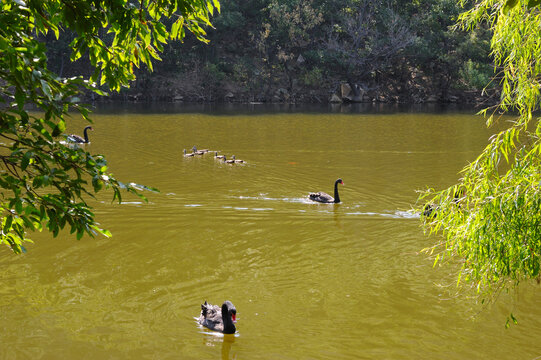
[90,101,481,115]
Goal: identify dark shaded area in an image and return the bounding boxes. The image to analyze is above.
[46,0,498,105]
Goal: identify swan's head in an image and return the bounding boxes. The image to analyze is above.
[222,301,237,323]
[336,178,344,185]
[84,125,93,131]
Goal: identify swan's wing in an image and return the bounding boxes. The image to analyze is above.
[67,134,84,143]
[200,303,223,321]
[198,302,224,331]
[309,191,334,203]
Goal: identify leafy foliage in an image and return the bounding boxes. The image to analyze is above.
[324,0,415,82]
[419,0,541,305]
[0,0,218,253]
[56,0,492,103]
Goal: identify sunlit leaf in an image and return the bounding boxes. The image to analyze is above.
[52,119,65,137]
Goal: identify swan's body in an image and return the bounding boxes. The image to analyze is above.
[67,126,93,144]
[197,301,237,334]
[309,178,344,203]
[184,149,195,157]
[214,151,225,160]
[232,155,244,163]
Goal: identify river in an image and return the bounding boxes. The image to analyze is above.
[1,104,540,359]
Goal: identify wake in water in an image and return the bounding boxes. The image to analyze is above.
[344,210,419,219]
[239,194,314,204]
[235,194,418,219]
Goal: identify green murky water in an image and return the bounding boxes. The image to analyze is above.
[1,106,540,359]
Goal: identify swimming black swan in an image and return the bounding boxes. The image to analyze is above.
[198,301,237,334]
[309,178,344,203]
[67,125,93,143]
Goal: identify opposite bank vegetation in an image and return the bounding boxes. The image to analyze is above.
[43,0,500,105]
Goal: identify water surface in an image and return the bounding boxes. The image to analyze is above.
[1,106,540,359]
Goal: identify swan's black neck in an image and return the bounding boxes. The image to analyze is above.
[333,180,341,203]
[83,126,91,143]
[221,302,236,334]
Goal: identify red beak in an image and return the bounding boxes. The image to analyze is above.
[232,314,237,322]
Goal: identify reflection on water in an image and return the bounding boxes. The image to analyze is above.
[197,329,238,360]
[91,101,481,116]
[1,106,540,359]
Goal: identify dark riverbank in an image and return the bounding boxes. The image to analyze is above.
[87,99,493,116]
[87,79,500,109]
[48,0,499,110]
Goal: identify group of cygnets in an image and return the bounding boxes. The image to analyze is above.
[183,145,245,164]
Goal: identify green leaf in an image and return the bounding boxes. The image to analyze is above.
[528,0,541,7]
[4,215,13,233]
[33,176,43,188]
[15,88,26,110]
[52,119,66,137]
[503,0,519,12]
[433,253,440,267]
[171,19,181,39]
[15,198,23,214]
[213,0,221,13]
[21,151,33,170]
[40,79,52,99]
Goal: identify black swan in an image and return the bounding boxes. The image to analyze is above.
[232,155,244,163]
[422,189,464,218]
[67,125,93,143]
[309,178,344,203]
[183,149,195,157]
[198,301,237,334]
[214,151,225,160]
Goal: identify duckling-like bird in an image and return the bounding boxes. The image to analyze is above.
[214,151,225,160]
[192,146,208,155]
[67,125,93,144]
[223,155,235,164]
[197,301,237,334]
[232,155,244,164]
[309,178,344,203]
